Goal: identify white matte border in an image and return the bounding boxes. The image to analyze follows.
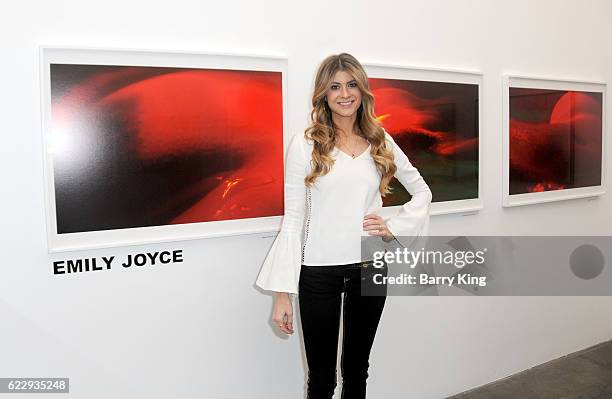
[39,46,289,253]
[502,75,606,207]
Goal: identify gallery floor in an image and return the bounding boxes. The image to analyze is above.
[446,339,612,398]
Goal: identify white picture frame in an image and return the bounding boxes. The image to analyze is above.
[363,62,484,216]
[502,75,606,207]
[40,46,288,252]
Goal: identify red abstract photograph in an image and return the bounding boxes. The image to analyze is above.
[509,88,603,195]
[369,78,479,205]
[50,64,284,234]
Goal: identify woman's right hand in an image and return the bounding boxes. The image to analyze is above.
[272,292,294,334]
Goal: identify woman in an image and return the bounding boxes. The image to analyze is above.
[256,53,432,399]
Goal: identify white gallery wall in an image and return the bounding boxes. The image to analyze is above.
[1,0,611,398]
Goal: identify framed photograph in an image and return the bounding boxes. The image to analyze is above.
[40,46,288,252]
[503,75,606,207]
[364,63,483,216]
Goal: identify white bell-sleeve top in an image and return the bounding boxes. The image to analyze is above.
[255,130,432,295]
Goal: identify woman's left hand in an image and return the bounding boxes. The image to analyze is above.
[363,214,395,242]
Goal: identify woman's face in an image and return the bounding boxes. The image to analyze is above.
[325,70,362,119]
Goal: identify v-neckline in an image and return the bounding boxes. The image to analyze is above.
[335,143,371,160]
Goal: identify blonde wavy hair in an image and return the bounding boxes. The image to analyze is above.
[304,53,397,196]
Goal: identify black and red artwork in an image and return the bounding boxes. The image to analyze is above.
[50,64,284,234]
[509,88,603,195]
[369,77,479,206]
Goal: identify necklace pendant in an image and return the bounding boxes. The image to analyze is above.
[351,153,356,159]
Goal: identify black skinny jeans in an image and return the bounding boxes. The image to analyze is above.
[298,262,388,399]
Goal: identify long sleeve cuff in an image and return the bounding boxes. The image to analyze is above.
[255,133,307,296]
[385,190,432,250]
[255,228,302,295]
